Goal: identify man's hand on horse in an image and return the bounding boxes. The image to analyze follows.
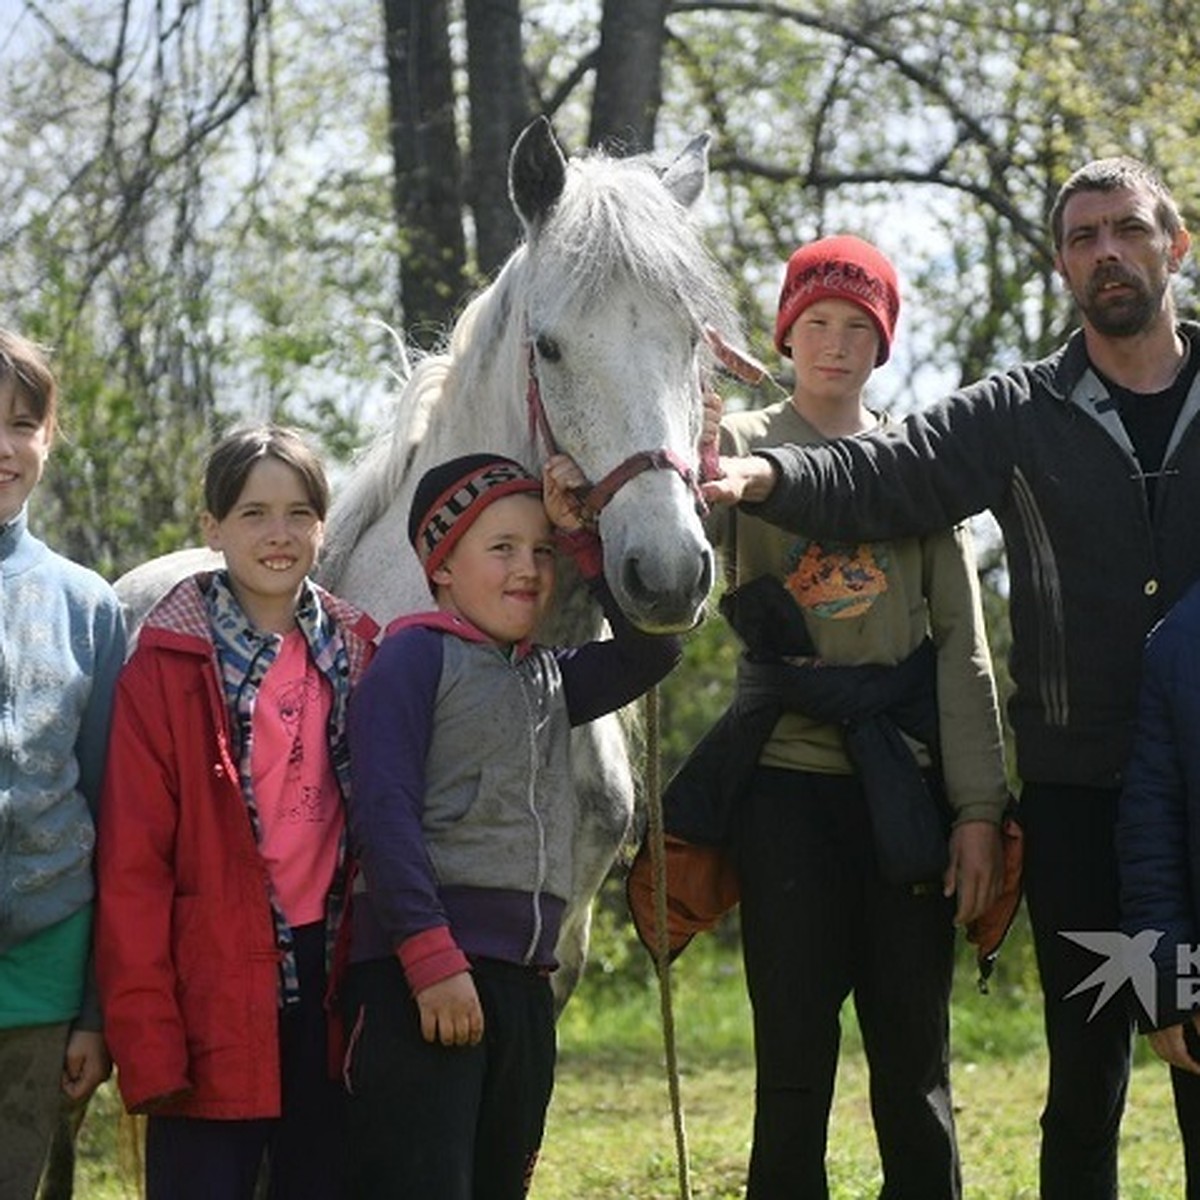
[700,453,779,507]
[698,386,724,482]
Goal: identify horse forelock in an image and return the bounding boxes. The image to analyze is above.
[527,153,738,338]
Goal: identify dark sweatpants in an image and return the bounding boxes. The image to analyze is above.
[341,954,556,1199]
[1171,1058,1200,1200]
[145,921,345,1200]
[1021,783,1135,1200]
[735,766,959,1200]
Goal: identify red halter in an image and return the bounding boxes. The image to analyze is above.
[525,341,708,527]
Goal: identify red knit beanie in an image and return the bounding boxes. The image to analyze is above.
[774,235,901,366]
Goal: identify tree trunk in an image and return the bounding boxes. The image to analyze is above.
[381,0,466,345]
[588,0,669,152]
[464,0,530,275]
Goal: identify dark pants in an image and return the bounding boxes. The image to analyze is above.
[341,955,556,1199]
[146,921,345,1200]
[1020,783,1134,1200]
[735,766,959,1200]
[1172,1061,1200,1199]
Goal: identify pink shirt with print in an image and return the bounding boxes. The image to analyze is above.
[252,629,342,926]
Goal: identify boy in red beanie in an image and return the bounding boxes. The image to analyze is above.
[774,234,900,366]
[712,236,1007,1197]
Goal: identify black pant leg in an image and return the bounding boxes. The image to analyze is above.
[737,767,960,1199]
[341,957,482,1200]
[1171,1065,1200,1199]
[268,921,346,1200]
[854,862,959,1200]
[1021,783,1133,1200]
[341,954,555,1200]
[146,1116,271,1200]
[470,959,556,1199]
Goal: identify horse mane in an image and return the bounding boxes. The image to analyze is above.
[319,274,526,590]
[319,347,444,589]
[320,140,739,593]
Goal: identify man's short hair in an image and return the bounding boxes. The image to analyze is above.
[1050,157,1184,249]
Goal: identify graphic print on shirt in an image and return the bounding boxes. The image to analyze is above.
[276,670,324,823]
[784,536,890,620]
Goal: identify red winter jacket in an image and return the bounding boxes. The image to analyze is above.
[95,574,376,1119]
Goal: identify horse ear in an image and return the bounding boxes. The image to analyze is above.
[660,132,712,211]
[509,116,568,232]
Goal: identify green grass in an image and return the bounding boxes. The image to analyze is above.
[71,904,1186,1198]
[528,903,1184,1199]
[531,1042,1183,1199]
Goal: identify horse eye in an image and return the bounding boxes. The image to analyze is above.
[535,334,562,363]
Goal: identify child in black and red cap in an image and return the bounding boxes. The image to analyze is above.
[340,451,680,1198]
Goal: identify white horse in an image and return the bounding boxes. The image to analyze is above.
[115,116,740,1005]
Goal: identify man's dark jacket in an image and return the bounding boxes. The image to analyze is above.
[747,323,1200,790]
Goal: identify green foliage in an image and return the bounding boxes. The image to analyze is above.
[3,0,1198,571]
[24,307,210,577]
[0,2,395,577]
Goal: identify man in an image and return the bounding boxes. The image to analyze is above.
[704,158,1199,1198]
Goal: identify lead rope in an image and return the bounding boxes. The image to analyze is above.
[644,682,693,1199]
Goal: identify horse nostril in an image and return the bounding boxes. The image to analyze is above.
[623,556,652,606]
[623,547,712,610]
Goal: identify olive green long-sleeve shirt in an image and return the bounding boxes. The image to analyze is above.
[717,400,1008,825]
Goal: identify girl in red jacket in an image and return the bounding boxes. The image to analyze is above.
[96,426,377,1200]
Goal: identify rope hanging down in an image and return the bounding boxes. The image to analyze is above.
[644,683,693,1200]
